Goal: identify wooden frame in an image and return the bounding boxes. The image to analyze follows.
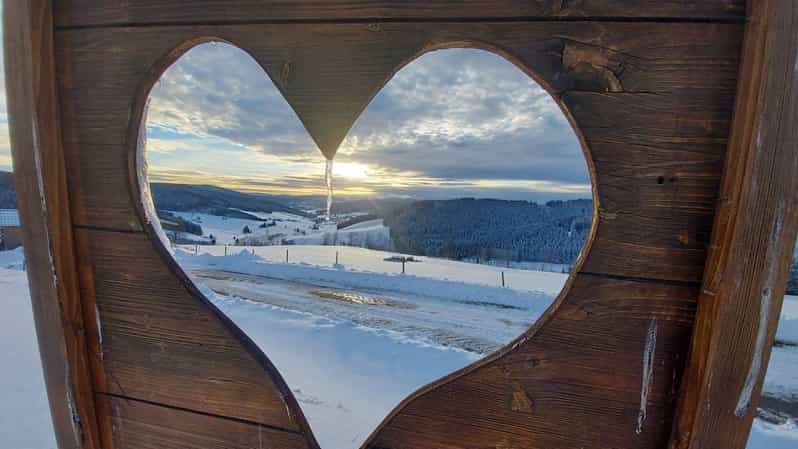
[4,1,796,449]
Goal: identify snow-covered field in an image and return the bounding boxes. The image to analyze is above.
[169,211,395,249]
[285,218,393,249]
[176,244,570,296]
[0,264,57,449]
[2,246,796,449]
[169,210,325,245]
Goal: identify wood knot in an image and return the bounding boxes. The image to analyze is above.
[366,23,383,32]
[562,41,624,92]
[510,384,534,414]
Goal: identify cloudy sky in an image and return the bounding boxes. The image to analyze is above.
[0,15,591,202]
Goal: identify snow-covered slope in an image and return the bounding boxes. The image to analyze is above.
[0,261,56,449]
[285,219,393,250]
[176,244,570,296]
[170,210,326,245]
[777,295,798,344]
[0,247,25,270]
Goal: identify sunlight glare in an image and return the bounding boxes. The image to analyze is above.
[333,161,369,179]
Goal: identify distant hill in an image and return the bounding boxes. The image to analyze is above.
[0,171,16,209]
[382,198,593,264]
[150,183,310,218]
[6,169,794,279]
[0,173,310,218]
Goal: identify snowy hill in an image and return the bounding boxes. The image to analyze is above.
[169,210,326,246]
[286,219,393,250]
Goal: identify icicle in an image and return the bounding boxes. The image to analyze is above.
[325,158,334,221]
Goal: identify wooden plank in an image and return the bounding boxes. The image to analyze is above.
[3,2,106,449]
[57,22,742,155]
[669,1,798,448]
[75,228,315,436]
[52,0,746,29]
[364,274,698,449]
[566,90,736,282]
[55,22,741,282]
[100,395,309,449]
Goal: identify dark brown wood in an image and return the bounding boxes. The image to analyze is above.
[669,1,798,448]
[3,2,106,449]
[99,395,309,449]
[75,228,314,436]
[52,0,746,29]
[10,2,782,448]
[55,21,741,282]
[364,274,699,449]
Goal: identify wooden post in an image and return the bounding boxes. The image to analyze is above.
[4,2,104,449]
[286,248,289,263]
[501,271,505,288]
[335,251,339,265]
[669,1,798,448]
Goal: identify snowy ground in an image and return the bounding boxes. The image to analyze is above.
[169,210,327,245]
[0,265,57,449]
[1,246,796,449]
[284,218,393,249]
[169,210,393,248]
[176,244,570,296]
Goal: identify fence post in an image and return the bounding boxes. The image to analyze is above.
[286,248,289,263]
[501,271,505,288]
[335,251,339,265]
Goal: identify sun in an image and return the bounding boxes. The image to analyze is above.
[332,161,369,179]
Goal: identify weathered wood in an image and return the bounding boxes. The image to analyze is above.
[99,395,310,449]
[52,0,746,29]
[75,227,315,439]
[57,22,742,156]
[364,274,698,449]
[10,2,780,448]
[55,21,741,282]
[669,1,798,448]
[3,2,105,449]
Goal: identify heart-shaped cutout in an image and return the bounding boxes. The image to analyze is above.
[139,42,592,449]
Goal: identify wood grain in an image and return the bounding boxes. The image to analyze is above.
[52,0,746,29]
[100,395,309,449]
[75,227,315,439]
[364,274,698,449]
[13,3,777,449]
[55,21,741,282]
[3,2,106,448]
[669,1,798,448]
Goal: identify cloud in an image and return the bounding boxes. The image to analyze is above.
[147,42,318,159]
[338,49,588,185]
[144,44,590,200]
[0,12,590,201]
